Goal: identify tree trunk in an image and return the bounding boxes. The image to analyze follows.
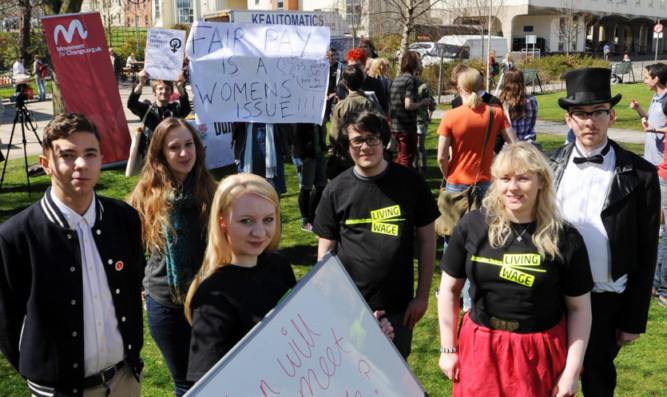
[399,0,415,62]
[51,72,67,115]
[18,0,32,57]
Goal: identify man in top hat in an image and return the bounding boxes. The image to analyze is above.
[545,68,660,396]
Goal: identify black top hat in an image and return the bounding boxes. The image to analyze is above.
[558,68,622,109]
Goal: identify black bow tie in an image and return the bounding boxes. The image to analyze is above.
[573,142,610,165]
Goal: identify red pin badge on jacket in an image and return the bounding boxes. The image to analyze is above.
[115,261,124,271]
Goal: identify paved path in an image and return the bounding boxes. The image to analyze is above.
[0,82,150,161]
[0,84,647,162]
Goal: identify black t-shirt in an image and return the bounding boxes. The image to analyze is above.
[441,210,593,330]
[187,252,296,381]
[313,163,440,314]
[390,73,419,133]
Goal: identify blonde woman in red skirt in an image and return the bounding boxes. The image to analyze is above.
[437,142,593,397]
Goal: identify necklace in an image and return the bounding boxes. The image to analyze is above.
[510,223,529,242]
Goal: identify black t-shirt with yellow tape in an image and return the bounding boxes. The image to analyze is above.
[314,162,440,315]
[441,209,593,331]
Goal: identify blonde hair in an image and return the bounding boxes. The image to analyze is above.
[128,118,216,253]
[482,142,563,260]
[458,68,483,108]
[368,57,390,78]
[184,173,281,323]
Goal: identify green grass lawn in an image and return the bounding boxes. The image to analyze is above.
[534,82,655,131]
[437,81,657,132]
[0,125,665,396]
[0,81,52,100]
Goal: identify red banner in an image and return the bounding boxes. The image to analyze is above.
[41,12,129,164]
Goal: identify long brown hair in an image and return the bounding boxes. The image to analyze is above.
[128,118,216,253]
[499,69,527,120]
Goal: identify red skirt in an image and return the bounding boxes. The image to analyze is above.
[453,312,568,397]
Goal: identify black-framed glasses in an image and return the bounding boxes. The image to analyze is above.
[568,109,611,121]
[349,136,382,148]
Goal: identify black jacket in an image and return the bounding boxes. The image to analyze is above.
[545,141,660,333]
[291,123,327,160]
[231,123,292,164]
[127,86,191,155]
[0,189,145,396]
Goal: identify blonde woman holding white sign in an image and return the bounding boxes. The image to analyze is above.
[184,174,297,382]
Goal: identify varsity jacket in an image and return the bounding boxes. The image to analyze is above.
[545,140,660,333]
[0,188,145,396]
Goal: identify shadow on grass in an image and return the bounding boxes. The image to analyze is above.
[279,244,319,269]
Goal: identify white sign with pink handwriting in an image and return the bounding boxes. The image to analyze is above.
[185,254,426,397]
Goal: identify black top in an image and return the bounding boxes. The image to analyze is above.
[187,252,296,381]
[313,163,439,314]
[0,189,145,396]
[442,210,593,332]
[127,87,191,155]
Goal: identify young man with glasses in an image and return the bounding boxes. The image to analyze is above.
[545,68,660,397]
[313,111,439,360]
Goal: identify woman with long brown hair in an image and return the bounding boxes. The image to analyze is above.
[499,68,538,143]
[128,117,216,396]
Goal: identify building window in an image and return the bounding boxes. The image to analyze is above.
[155,1,161,19]
[177,0,194,24]
[145,16,149,26]
[277,1,284,8]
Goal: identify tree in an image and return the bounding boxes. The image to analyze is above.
[43,0,84,15]
[17,0,32,57]
[385,0,443,59]
[553,1,595,55]
[435,0,505,90]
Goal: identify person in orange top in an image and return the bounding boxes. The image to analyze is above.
[437,67,517,311]
[437,68,516,189]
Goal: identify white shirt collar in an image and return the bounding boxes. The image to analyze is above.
[574,138,610,158]
[49,189,96,227]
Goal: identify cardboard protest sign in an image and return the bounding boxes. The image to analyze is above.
[186,22,330,125]
[186,119,235,170]
[144,28,186,81]
[185,254,426,397]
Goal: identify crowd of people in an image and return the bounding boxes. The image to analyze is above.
[0,38,665,397]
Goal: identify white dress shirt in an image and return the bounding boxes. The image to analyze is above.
[50,190,125,376]
[13,61,25,76]
[557,140,628,293]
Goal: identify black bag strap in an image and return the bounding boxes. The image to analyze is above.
[140,102,153,128]
[440,104,494,189]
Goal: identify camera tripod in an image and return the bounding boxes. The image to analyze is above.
[0,97,42,197]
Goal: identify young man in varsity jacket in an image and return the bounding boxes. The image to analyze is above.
[0,113,145,397]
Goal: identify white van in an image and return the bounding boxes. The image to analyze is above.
[437,35,508,61]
